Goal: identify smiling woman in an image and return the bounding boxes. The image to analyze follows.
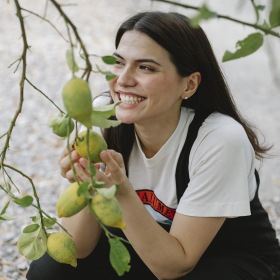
[27,11,280,280]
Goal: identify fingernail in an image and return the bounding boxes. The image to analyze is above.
[72,151,78,159]
[74,163,80,169]
[80,158,87,166]
[100,151,107,158]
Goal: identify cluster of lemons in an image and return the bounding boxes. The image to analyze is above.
[47,77,125,267]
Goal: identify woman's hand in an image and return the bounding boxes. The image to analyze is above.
[58,143,82,183]
[76,149,130,195]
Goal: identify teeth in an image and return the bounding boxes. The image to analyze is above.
[120,94,145,104]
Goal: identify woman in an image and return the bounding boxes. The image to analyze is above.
[27,11,280,280]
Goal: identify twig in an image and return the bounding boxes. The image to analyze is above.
[152,0,280,38]
[25,78,64,114]
[1,0,27,169]
[8,57,21,69]
[0,133,8,140]
[3,167,20,193]
[5,1,47,238]
[0,182,72,238]
[4,163,47,236]
[49,0,92,81]
[43,0,48,19]
[21,8,68,42]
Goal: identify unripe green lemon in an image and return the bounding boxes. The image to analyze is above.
[62,77,92,128]
[47,232,77,267]
[91,194,126,229]
[74,130,107,163]
[56,182,87,218]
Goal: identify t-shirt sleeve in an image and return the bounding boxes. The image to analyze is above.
[176,122,255,218]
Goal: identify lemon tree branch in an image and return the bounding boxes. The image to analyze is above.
[3,164,72,238]
[21,8,69,42]
[152,0,280,38]
[25,78,64,114]
[49,0,93,81]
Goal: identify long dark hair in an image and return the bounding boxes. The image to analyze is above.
[103,11,271,169]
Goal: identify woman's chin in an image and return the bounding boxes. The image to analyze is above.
[116,113,135,125]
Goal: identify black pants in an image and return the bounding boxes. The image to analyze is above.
[27,228,280,280]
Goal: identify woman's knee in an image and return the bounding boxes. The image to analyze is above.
[26,252,77,280]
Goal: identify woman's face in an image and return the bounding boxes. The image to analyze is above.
[108,30,188,125]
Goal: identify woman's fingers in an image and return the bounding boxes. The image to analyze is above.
[100,151,124,184]
[65,169,76,183]
[58,142,74,164]
[60,150,80,178]
[74,163,90,183]
[107,150,124,168]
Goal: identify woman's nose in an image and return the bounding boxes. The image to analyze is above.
[117,67,136,88]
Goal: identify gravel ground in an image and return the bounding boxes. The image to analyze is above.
[0,0,279,279]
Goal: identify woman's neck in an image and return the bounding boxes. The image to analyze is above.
[134,110,181,159]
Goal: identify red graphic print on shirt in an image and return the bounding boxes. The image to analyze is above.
[136,189,176,220]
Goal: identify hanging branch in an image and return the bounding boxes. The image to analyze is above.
[49,0,92,81]
[1,0,28,167]
[25,78,65,114]
[21,8,69,42]
[152,0,280,38]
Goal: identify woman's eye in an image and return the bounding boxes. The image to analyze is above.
[115,60,124,66]
[139,65,155,72]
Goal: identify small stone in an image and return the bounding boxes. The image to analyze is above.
[11,272,19,279]
[17,260,28,271]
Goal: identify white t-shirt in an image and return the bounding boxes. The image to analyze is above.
[128,107,257,225]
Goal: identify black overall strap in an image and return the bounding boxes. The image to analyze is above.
[175,108,215,203]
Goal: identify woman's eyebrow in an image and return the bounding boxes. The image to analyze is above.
[113,52,162,67]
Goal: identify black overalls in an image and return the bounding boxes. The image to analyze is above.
[27,110,280,280]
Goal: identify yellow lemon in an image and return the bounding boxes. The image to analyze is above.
[56,182,87,218]
[62,77,92,128]
[91,194,126,229]
[47,232,77,267]
[74,130,107,163]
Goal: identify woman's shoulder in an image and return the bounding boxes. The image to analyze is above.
[202,112,248,144]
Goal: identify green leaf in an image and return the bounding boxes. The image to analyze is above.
[106,74,117,81]
[189,4,217,28]
[7,183,11,192]
[23,224,40,233]
[66,49,79,73]
[116,185,120,190]
[17,227,47,260]
[77,182,90,197]
[0,214,18,221]
[48,114,75,138]
[257,5,265,11]
[222,33,263,62]
[108,237,131,276]
[259,20,271,34]
[96,64,117,81]
[80,52,86,60]
[43,217,57,227]
[91,117,122,128]
[90,164,96,176]
[1,200,10,215]
[31,211,41,224]
[97,185,117,199]
[14,195,33,207]
[92,102,121,119]
[102,56,117,65]
[270,0,280,28]
[93,180,105,189]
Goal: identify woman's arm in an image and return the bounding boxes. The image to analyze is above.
[77,150,225,280]
[115,179,225,280]
[61,207,101,259]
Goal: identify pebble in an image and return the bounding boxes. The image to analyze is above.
[0,0,279,279]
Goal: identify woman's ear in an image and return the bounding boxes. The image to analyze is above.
[181,72,201,99]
